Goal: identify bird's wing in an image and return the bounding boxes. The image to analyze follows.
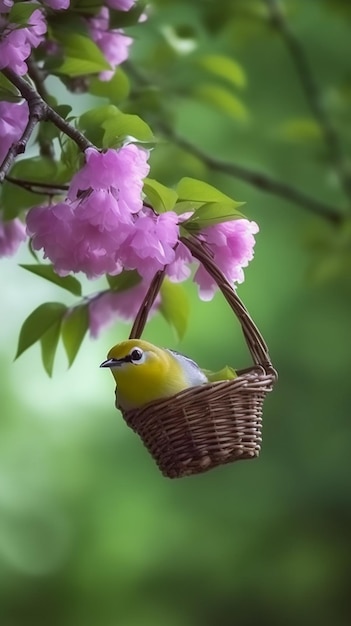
[166,349,208,386]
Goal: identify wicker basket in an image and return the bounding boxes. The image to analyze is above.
[118,235,277,479]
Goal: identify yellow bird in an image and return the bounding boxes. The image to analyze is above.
[100,339,208,411]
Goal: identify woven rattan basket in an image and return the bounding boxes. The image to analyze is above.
[118,235,277,479]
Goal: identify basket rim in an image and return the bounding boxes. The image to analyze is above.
[120,364,276,417]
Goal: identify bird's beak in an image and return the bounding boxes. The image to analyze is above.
[100,358,122,368]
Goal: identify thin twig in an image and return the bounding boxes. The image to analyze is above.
[264,0,351,201]
[0,86,43,182]
[27,58,50,101]
[160,123,343,225]
[27,58,55,159]
[5,175,69,195]
[0,67,94,181]
[127,62,344,225]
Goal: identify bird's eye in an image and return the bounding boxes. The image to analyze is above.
[130,348,144,363]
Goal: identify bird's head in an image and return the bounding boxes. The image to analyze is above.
[100,339,173,409]
[101,339,209,410]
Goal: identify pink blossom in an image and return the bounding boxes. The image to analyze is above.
[0,100,29,166]
[0,217,26,257]
[0,0,13,13]
[26,146,150,278]
[69,146,149,213]
[0,7,47,75]
[193,219,259,300]
[87,7,133,81]
[0,24,31,75]
[106,0,135,10]
[89,280,161,338]
[166,240,193,283]
[119,208,180,280]
[24,8,47,47]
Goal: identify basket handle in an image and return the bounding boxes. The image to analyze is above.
[129,235,275,375]
[129,269,166,340]
[181,236,274,373]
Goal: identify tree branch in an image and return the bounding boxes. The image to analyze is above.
[264,0,351,201]
[27,58,55,159]
[126,61,344,225]
[5,175,69,195]
[159,123,343,225]
[0,67,94,182]
[26,57,50,102]
[0,85,43,182]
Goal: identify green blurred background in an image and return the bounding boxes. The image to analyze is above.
[1,1,350,625]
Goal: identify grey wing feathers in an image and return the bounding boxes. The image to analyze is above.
[166,349,208,387]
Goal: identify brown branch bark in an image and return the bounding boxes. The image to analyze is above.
[126,62,344,225]
[0,67,93,182]
[159,124,344,226]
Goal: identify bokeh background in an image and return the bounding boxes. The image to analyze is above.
[1,1,351,625]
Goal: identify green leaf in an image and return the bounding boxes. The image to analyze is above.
[7,156,60,184]
[20,265,82,296]
[9,2,38,25]
[15,302,67,359]
[79,106,154,148]
[197,55,247,89]
[89,69,130,103]
[277,117,322,143]
[60,137,81,174]
[40,320,62,377]
[56,34,111,77]
[106,270,141,292]
[0,74,20,102]
[193,84,249,121]
[64,0,101,15]
[55,104,73,120]
[2,158,64,218]
[102,113,154,147]
[50,11,88,37]
[172,200,204,215]
[1,182,42,220]
[160,280,190,340]
[177,177,237,204]
[183,201,245,231]
[143,178,178,212]
[204,365,237,382]
[61,305,89,367]
[78,105,120,146]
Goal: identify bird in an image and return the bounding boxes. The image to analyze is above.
[100,339,209,411]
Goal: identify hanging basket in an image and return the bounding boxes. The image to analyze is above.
[118,235,277,479]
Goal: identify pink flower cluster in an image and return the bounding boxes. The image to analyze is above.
[87,217,259,336]
[26,147,184,283]
[89,280,161,338]
[194,219,259,300]
[87,6,134,81]
[0,0,13,11]
[0,100,29,166]
[0,217,26,257]
[0,6,47,75]
[26,146,150,278]
[25,146,259,335]
[0,0,136,79]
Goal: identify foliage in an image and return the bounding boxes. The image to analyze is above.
[0,0,261,373]
[0,2,351,626]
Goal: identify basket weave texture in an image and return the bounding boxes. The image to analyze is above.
[119,236,277,479]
